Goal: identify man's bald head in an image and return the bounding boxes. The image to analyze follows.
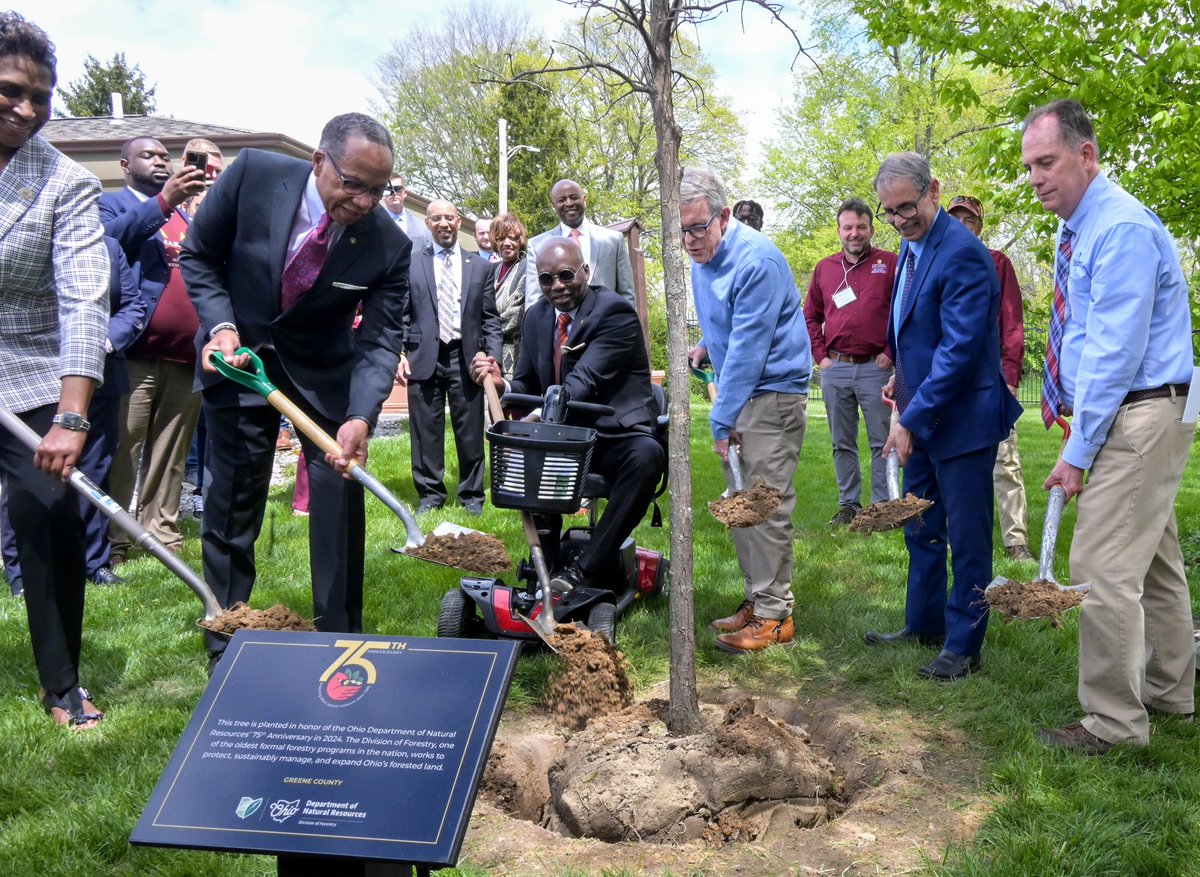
[425,199,462,249]
[535,238,590,312]
[550,179,586,229]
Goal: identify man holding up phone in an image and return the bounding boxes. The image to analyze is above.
[100,138,207,562]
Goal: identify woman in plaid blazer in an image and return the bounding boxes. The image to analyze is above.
[0,13,110,729]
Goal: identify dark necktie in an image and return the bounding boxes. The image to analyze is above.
[281,212,332,311]
[554,312,572,383]
[894,248,917,413]
[1042,227,1075,428]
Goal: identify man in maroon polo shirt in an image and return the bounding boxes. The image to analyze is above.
[946,194,1034,562]
[804,198,898,524]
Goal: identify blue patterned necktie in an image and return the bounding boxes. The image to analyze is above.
[1041,227,1074,428]
[894,248,917,413]
[436,249,459,344]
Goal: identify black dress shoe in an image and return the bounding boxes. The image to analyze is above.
[549,562,588,593]
[416,501,444,514]
[918,649,981,682]
[864,628,945,647]
[89,567,125,586]
[463,501,484,517]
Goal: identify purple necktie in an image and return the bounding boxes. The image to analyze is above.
[281,212,332,310]
[1042,227,1074,428]
[894,249,916,413]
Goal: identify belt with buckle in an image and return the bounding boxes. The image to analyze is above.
[1121,383,1190,406]
[827,350,872,364]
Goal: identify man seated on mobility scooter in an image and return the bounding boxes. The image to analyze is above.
[470,238,665,592]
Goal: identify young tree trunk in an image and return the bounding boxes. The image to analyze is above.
[649,0,702,736]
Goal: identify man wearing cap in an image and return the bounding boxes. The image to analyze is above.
[1023,99,1195,755]
[804,198,897,525]
[946,194,1034,563]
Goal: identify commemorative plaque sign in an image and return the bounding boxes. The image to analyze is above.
[131,631,519,868]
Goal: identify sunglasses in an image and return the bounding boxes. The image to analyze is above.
[537,267,582,286]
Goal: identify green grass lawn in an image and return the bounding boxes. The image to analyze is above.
[1,403,1198,875]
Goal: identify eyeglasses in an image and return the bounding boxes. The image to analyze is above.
[949,195,982,211]
[323,151,395,202]
[537,267,582,286]
[681,209,721,240]
[875,185,929,223]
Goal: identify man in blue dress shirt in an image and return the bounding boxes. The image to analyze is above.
[1024,99,1196,755]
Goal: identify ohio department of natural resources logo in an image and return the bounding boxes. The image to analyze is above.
[317,639,405,707]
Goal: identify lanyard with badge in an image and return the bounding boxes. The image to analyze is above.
[832,253,865,309]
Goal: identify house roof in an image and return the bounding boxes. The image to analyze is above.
[43,114,261,142]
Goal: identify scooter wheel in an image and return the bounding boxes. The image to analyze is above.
[437,589,476,639]
[585,601,616,645]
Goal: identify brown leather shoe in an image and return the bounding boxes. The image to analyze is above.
[709,599,754,633]
[714,615,794,654]
[1036,721,1116,755]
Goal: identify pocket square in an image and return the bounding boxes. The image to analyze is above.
[331,281,368,290]
[561,342,587,355]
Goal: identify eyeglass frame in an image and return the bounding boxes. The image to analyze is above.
[681,208,722,240]
[322,150,395,202]
[874,184,930,224]
[537,267,585,287]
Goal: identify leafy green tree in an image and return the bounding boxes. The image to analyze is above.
[56,52,157,117]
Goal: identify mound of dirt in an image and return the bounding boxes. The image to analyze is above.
[985,579,1086,625]
[544,697,839,843]
[544,625,635,730]
[198,602,316,635]
[405,532,512,574]
[708,479,783,528]
[848,495,934,533]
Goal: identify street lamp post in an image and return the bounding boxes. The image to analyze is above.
[498,117,540,215]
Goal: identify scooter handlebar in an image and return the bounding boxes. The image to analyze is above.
[499,392,615,422]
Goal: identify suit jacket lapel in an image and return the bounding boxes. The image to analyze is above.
[537,305,556,388]
[322,213,371,284]
[0,138,48,245]
[268,166,308,298]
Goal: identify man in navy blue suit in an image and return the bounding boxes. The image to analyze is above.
[864,152,1021,681]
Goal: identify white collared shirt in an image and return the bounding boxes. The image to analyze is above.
[285,173,344,264]
[557,219,593,266]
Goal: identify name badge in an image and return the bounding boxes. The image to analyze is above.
[832,286,857,309]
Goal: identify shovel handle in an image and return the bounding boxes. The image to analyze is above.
[0,406,223,620]
[727,443,746,492]
[1038,485,1066,583]
[208,347,277,397]
[210,349,424,548]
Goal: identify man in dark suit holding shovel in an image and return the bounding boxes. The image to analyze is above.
[182,113,410,669]
[471,238,663,593]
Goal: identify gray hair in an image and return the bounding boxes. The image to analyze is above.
[1022,99,1097,152]
[680,167,728,213]
[873,152,932,194]
[319,112,394,159]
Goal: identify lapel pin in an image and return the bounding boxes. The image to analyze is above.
[349,237,358,245]
[18,187,33,200]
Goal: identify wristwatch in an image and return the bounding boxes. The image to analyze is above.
[51,412,90,432]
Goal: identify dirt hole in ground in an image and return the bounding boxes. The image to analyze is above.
[483,693,897,846]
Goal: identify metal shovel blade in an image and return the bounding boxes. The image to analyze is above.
[1038,485,1089,592]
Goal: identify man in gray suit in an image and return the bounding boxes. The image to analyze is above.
[524,179,635,309]
[382,173,431,251]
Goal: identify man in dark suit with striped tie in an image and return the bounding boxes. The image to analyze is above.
[863,152,1021,682]
[397,200,500,514]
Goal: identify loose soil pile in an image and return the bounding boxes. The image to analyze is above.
[985,578,1086,625]
[471,686,988,875]
[198,602,316,635]
[544,625,635,729]
[708,478,783,527]
[849,494,934,533]
[405,532,512,574]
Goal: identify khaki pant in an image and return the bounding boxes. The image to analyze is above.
[109,359,202,553]
[1073,395,1195,745]
[723,392,807,620]
[993,427,1028,547]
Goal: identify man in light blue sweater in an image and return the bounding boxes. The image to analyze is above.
[683,166,812,654]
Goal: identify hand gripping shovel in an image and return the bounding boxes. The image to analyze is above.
[0,405,223,621]
[208,348,425,551]
[482,376,559,652]
[848,393,933,533]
